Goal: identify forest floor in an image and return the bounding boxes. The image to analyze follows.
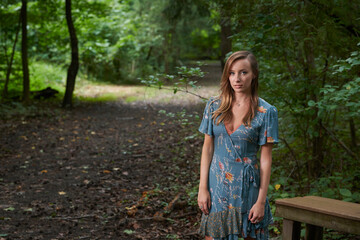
[0,63,223,239]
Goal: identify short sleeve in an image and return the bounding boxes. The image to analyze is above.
[258,106,279,145]
[198,98,214,136]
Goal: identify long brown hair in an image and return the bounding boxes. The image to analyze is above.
[212,51,259,126]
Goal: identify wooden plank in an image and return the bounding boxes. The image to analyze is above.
[275,196,360,221]
[306,224,323,240]
[275,204,360,235]
[282,219,301,240]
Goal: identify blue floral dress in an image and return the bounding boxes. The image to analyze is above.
[198,97,279,240]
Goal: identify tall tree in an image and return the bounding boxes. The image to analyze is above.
[63,0,79,108]
[219,13,232,70]
[21,0,30,103]
[3,9,21,99]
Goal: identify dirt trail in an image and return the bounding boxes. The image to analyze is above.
[0,63,223,239]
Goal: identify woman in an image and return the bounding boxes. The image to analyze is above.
[197,51,278,240]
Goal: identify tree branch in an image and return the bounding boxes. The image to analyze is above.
[146,85,207,100]
[321,124,358,160]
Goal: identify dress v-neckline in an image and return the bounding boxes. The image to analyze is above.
[224,122,243,136]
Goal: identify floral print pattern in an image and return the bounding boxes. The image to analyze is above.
[198,97,279,240]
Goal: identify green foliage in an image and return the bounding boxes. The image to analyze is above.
[309,172,360,202]
[309,47,360,119]
[29,61,66,92]
[0,0,219,90]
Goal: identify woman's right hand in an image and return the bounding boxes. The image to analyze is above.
[197,188,211,215]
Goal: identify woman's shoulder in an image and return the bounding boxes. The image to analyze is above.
[207,96,221,109]
[258,97,277,113]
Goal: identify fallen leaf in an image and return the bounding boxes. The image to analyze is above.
[126,205,138,217]
[103,170,111,174]
[41,170,48,173]
[122,171,129,176]
[21,136,28,141]
[58,191,66,195]
[133,222,141,229]
[4,207,15,211]
[124,229,135,234]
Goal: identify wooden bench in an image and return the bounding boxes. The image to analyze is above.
[275,196,360,240]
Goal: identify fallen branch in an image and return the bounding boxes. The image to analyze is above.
[44,214,96,220]
[153,193,181,221]
[134,210,196,222]
[172,211,198,219]
[126,190,156,217]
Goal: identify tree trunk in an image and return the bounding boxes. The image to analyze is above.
[349,117,357,150]
[3,10,21,99]
[220,14,232,70]
[304,37,323,179]
[21,0,30,103]
[62,0,79,108]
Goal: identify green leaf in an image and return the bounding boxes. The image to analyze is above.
[308,100,316,107]
[4,207,15,211]
[124,229,135,234]
[339,188,352,197]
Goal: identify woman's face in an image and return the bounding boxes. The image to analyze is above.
[228,59,254,95]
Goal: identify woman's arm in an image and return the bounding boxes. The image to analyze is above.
[197,134,214,215]
[249,143,273,223]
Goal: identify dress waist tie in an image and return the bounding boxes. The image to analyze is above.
[241,163,262,238]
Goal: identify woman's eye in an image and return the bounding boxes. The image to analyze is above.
[229,72,235,75]
[241,71,247,75]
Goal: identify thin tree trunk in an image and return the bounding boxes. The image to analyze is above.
[62,0,79,108]
[21,0,30,103]
[349,117,357,150]
[220,14,232,70]
[3,10,21,98]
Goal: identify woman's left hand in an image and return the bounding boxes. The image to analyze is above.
[248,202,265,224]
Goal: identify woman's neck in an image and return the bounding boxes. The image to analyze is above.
[233,92,251,105]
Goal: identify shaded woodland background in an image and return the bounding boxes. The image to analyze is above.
[1,0,360,239]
